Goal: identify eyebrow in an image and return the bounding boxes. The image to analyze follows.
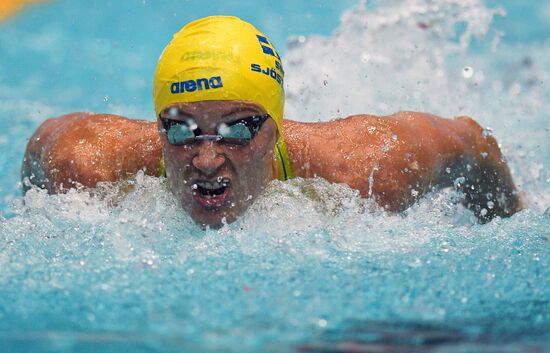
[220,107,264,121]
[161,106,263,124]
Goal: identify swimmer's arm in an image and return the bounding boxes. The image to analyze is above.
[21,113,162,193]
[284,113,524,221]
[435,115,525,221]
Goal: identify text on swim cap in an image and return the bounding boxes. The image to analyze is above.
[251,64,283,87]
[170,76,223,94]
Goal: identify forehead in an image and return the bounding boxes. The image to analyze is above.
[163,100,266,119]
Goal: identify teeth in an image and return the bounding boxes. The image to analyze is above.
[194,178,230,190]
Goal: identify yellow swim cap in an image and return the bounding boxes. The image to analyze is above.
[153,16,293,180]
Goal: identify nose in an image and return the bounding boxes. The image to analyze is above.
[192,141,226,176]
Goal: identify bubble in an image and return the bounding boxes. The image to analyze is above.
[482,127,493,138]
[462,66,474,78]
[103,96,109,102]
[487,201,494,209]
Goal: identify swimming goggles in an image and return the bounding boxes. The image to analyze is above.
[159,111,269,146]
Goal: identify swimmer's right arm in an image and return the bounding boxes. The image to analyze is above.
[21,113,162,193]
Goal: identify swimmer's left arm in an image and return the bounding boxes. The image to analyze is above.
[440,115,525,221]
[283,112,524,221]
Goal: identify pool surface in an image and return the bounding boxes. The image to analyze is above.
[0,0,549,352]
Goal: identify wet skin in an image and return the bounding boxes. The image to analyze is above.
[158,101,278,228]
[22,101,525,227]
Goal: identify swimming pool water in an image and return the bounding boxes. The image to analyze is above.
[0,0,549,352]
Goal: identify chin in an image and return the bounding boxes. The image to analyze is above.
[188,206,238,230]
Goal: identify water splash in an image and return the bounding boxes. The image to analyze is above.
[0,0,549,352]
[284,0,549,212]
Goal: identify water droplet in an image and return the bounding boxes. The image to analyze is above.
[445,167,451,174]
[411,189,419,197]
[218,123,230,135]
[462,66,474,78]
[480,152,488,158]
[487,201,494,209]
[453,176,466,188]
[103,96,109,102]
[392,134,398,141]
[480,208,488,216]
[482,127,493,138]
[317,319,328,328]
[169,107,178,116]
[323,80,328,86]
[191,184,198,190]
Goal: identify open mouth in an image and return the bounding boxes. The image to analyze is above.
[191,178,232,208]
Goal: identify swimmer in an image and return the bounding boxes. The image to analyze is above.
[21,16,525,228]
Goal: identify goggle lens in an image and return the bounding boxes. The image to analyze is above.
[167,123,195,145]
[160,114,268,146]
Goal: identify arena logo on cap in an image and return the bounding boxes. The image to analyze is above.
[170,76,223,94]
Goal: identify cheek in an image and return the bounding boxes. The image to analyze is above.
[237,141,275,184]
[162,145,194,194]
[163,144,192,169]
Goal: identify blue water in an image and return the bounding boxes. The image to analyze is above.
[1,1,549,352]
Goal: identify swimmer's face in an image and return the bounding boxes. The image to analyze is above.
[158,100,278,228]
